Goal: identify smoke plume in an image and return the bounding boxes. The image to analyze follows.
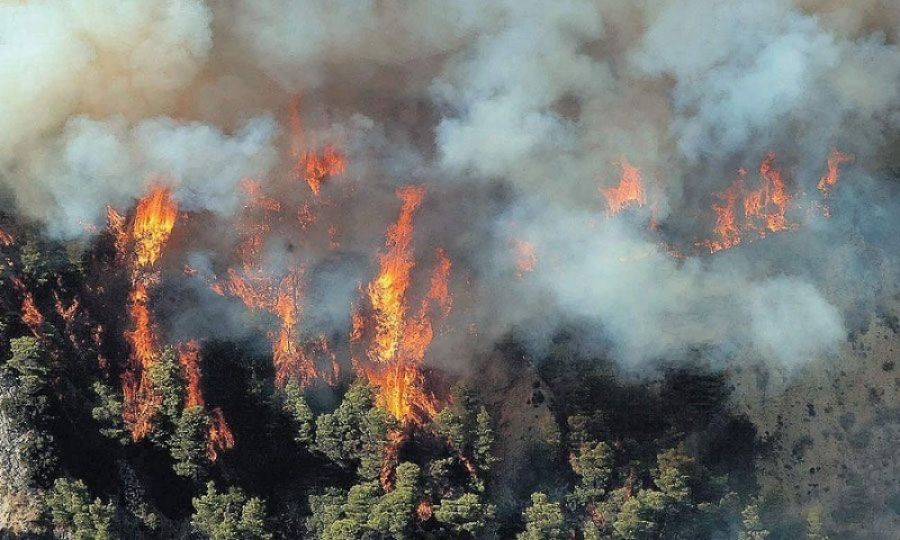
[2,0,899,370]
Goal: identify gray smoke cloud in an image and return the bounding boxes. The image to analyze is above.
[2,0,898,369]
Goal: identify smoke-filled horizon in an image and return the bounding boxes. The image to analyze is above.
[2,0,899,372]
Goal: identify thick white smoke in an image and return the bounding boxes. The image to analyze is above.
[2,0,898,368]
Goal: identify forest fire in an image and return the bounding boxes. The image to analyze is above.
[817,150,855,217]
[0,227,12,246]
[697,153,797,254]
[351,186,450,424]
[207,407,235,462]
[288,96,346,195]
[302,146,346,195]
[122,185,178,441]
[132,185,178,267]
[178,340,204,409]
[178,341,234,461]
[602,159,646,215]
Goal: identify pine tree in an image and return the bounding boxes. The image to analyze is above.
[343,481,380,531]
[45,477,116,540]
[571,441,614,505]
[191,481,271,540]
[170,406,210,481]
[517,492,568,540]
[1,337,57,485]
[654,446,696,505]
[146,346,185,444]
[283,381,314,446]
[91,381,128,444]
[369,462,420,538]
[306,488,346,538]
[613,490,665,540]
[358,407,395,480]
[474,406,498,473]
[433,492,496,538]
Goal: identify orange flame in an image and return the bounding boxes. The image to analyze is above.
[0,227,13,246]
[207,407,235,462]
[379,429,406,491]
[817,149,854,217]
[700,172,744,253]
[602,159,646,215]
[132,185,178,267]
[353,187,450,423]
[368,186,424,366]
[746,152,792,235]
[122,185,178,441]
[179,340,204,409]
[303,146,346,195]
[20,291,44,335]
[817,149,854,195]
[288,96,346,195]
[215,183,328,388]
[698,153,797,253]
[106,206,129,259]
[178,341,234,461]
[122,279,160,441]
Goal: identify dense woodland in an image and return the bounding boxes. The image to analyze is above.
[0,222,836,539]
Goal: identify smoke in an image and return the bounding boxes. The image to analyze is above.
[2,0,899,369]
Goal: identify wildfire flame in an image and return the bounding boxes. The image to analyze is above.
[303,146,346,195]
[15,279,44,336]
[352,187,450,423]
[177,341,234,461]
[602,159,646,215]
[698,153,797,253]
[207,407,235,462]
[122,185,179,441]
[132,185,178,267]
[289,96,346,195]
[178,340,204,409]
[817,149,854,217]
[0,227,13,246]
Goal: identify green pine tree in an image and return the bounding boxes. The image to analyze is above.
[369,462,420,538]
[306,488,346,538]
[191,481,271,540]
[433,492,496,538]
[517,492,568,540]
[45,477,116,540]
[1,337,57,485]
[571,441,614,506]
[283,380,315,446]
[170,406,210,481]
[474,406,498,474]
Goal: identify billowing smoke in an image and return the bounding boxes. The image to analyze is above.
[2,0,899,370]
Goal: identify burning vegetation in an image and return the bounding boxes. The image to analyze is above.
[2,1,899,538]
